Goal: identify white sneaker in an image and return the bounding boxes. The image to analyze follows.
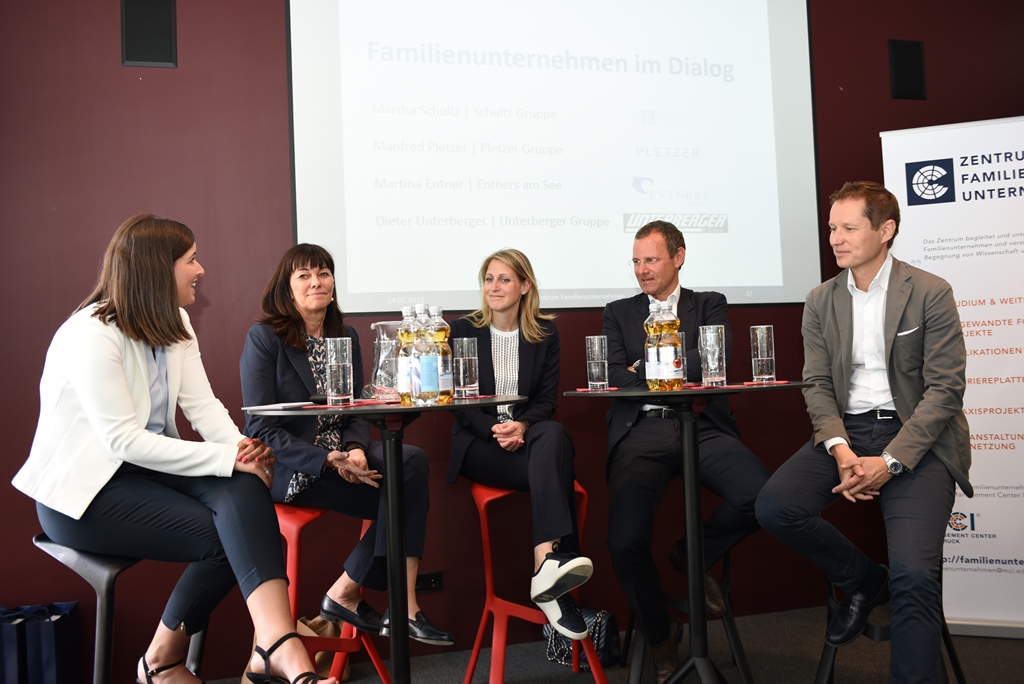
[537,593,589,640]
[530,552,593,603]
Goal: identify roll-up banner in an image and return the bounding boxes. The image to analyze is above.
[882,116,1024,638]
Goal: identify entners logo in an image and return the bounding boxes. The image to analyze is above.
[905,158,956,206]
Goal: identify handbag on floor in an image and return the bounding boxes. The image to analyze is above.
[1,602,79,684]
[542,608,620,671]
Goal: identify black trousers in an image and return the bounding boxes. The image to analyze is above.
[458,421,579,553]
[755,413,955,684]
[606,414,769,644]
[289,442,430,592]
[37,463,285,635]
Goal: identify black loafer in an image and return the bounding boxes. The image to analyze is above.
[380,610,455,646]
[826,567,891,647]
[320,594,384,633]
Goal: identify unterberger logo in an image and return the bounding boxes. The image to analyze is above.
[948,511,975,531]
[623,213,728,232]
[905,158,956,206]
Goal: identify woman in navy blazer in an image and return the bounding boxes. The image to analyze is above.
[240,244,452,646]
[448,249,592,640]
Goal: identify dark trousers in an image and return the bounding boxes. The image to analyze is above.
[458,421,579,553]
[606,415,769,644]
[37,463,285,635]
[290,442,429,592]
[755,413,955,684]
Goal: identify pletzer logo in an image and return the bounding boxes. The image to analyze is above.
[905,158,956,206]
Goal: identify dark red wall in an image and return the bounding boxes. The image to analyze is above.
[2,1,1022,679]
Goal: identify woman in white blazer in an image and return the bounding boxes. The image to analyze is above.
[13,215,335,684]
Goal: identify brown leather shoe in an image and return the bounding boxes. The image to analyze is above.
[669,539,726,614]
[650,618,683,684]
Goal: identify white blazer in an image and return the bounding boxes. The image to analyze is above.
[13,305,244,519]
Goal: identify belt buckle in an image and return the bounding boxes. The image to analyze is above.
[876,409,893,420]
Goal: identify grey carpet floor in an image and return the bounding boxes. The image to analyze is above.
[217,606,1024,683]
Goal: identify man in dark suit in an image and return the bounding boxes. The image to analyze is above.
[602,220,770,682]
[756,182,972,683]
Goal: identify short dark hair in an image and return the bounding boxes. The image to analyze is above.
[635,220,686,254]
[258,243,346,351]
[830,181,901,248]
[80,214,195,347]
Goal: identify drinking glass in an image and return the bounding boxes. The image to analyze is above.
[325,337,353,405]
[585,335,609,390]
[750,325,776,383]
[698,325,726,386]
[452,337,479,398]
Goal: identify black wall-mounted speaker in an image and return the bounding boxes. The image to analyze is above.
[889,39,926,100]
[122,0,177,67]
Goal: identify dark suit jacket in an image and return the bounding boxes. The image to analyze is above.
[240,322,371,502]
[801,256,972,496]
[602,289,740,456]
[447,317,561,483]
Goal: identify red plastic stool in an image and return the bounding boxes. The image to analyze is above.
[463,481,609,684]
[275,504,390,682]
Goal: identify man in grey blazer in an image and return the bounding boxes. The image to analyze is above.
[756,181,972,683]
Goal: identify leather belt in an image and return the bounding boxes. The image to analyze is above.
[850,409,900,420]
[640,407,678,419]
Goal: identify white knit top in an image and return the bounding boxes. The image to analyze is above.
[491,326,519,421]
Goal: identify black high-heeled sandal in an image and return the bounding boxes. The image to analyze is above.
[246,632,326,684]
[137,656,207,684]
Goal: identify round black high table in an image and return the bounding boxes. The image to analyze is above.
[246,395,526,684]
[565,382,809,684]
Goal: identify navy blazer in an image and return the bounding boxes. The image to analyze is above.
[447,317,561,483]
[601,289,740,457]
[240,322,371,502]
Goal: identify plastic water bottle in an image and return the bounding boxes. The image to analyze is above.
[430,306,453,405]
[643,301,661,391]
[411,304,439,406]
[397,306,416,406]
[658,301,685,390]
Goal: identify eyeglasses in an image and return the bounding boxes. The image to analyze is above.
[631,257,663,267]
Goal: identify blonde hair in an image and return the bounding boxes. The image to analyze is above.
[465,249,554,344]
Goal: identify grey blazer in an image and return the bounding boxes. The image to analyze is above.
[801,256,972,496]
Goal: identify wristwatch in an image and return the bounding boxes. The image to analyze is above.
[881,451,904,476]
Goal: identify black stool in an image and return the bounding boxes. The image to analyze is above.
[32,533,206,684]
[815,576,967,684]
[619,551,753,684]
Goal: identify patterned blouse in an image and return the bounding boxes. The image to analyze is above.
[491,326,519,422]
[284,334,344,502]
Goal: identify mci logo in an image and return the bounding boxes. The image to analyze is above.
[905,158,956,206]
[948,511,975,532]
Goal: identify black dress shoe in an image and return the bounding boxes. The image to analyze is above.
[669,539,726,614]
[380,610,454,646]
[320,594,384,633]
[826,567,891,647]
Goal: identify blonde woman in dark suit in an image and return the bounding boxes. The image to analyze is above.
[447,249,593,641]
